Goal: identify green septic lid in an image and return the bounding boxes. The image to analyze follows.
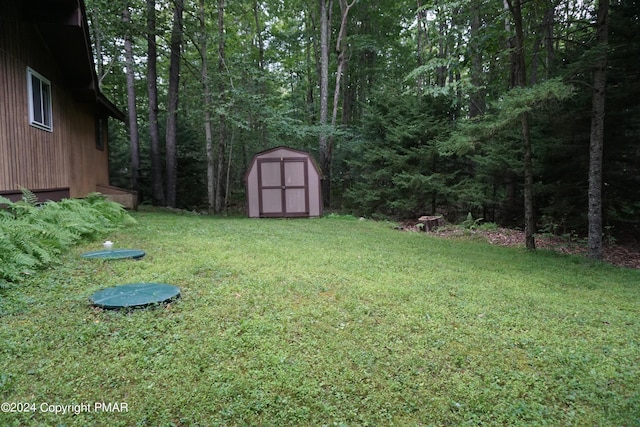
[90,283,180,309]
[81,249,146,260]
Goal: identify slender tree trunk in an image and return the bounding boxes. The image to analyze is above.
[165,0,185,208]
[436,3,447,87]
[324,0,355,206]
[588,0,608,260]
[88,10,104,88]
[122,5,140,196]
[319,0,332,207]
[521,111,535,250]
[253,1,265,71]
[199,0,215,212]
[530,4,555,86]
[331,0,355,128]
[544,5,555,78]
[147,0,164,206]
[507,0,536,250]
[416,0,428,90]
[530,31,541,85]
[215,0,226,213]
[225,128,234,211]
[469,0,485,118]
[307,10,318,125]
[253,0,267,145]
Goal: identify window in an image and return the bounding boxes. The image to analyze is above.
[27,67,53,131]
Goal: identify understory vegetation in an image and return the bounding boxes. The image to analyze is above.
[92,1,639,240]
[0,192,136,287]
[1,209,638,426]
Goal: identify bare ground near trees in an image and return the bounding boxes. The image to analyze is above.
[400,222,640,269]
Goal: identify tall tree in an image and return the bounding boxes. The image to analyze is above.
[252,0,268,147]
[326,0,355,207]
[122,4,140,196]
[147,0,164,206]
[198,0,215,212]
[165,0,185,207]
[506,0,536,250]
[588,0,608,260]
[319,0,331,207]
[215,0,226,213]
[468,0,485,118]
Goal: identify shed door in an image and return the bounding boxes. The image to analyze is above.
[257,157,309,217]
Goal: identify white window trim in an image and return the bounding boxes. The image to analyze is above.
[27,67,53,132]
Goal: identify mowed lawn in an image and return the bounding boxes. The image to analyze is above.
[1,209,639,426]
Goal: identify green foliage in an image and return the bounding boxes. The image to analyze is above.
[85,0,640,235]
[343,92,458,218]
[19,187,39,207]
[440,79,574,156]
[0,195,135,287]
[461,211,482,229]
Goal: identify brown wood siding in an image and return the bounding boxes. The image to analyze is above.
[0,1,109,198]
[66,99,110,197]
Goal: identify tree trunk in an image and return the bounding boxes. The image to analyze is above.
[122,5,140,196]
[436,3,447,87]
[214,0,226,213]
[469,0,485,118]
[225,128,234,211]
[507,0,536,250]
[416,0,428,90]
[199,0,215,213]
[88,9,104,88]
[325,0,355,207]
[543,5,555,78]
[306,9,318,124]
[588,0,608,260]
[147,0,164,206]
[253,0,268,146]
[319,0,332,207]
[521,111,536,250]
[165,0,185,208]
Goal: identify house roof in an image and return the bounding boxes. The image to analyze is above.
[21,0,124,121]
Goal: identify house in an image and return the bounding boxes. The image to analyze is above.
[245,146,323,218]
[0,0,133,206]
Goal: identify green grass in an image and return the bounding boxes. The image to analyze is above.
[1,208,639,426]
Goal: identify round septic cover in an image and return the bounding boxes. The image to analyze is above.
[90,283,180,309]
[81,249,146,260]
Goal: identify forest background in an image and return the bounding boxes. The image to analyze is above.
[86,0,639,251]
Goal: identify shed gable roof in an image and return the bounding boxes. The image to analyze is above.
[246,146,323,180]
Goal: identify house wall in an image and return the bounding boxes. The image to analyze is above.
[0,1,109,200]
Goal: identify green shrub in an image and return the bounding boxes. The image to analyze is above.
[0,192,135,287]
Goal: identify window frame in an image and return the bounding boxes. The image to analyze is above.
[27,67,53,132]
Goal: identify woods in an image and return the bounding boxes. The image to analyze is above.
[88,0,640,258]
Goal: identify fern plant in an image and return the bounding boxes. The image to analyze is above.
[0,194,136,287]
[20,187,39,207]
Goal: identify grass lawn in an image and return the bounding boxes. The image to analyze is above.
[1,208,639,426]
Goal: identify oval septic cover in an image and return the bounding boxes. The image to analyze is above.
[90,283,180,309]
[81,249,146,260]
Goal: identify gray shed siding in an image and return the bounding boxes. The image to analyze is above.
[245,146,322,218]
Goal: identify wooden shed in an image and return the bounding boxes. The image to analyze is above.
[245,146,323,218]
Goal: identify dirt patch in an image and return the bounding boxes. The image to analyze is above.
[399,222,640,269]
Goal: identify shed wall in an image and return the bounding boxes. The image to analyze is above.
[246,147,322,218]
